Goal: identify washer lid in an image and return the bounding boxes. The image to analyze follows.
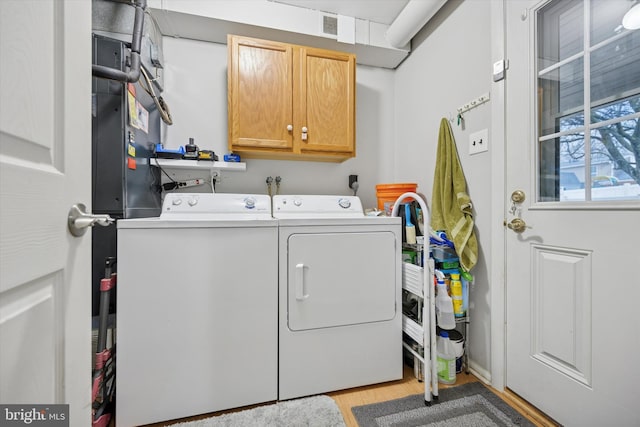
[160,193,272,219]
[272,195,364,218]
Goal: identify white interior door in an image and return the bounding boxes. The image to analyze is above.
[505,1,640,425]
[0,1,91,425]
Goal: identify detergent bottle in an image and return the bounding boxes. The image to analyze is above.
[435,270,456,330]
[437,331,456,384]
[450,272,464,317]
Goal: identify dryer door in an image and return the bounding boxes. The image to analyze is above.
[287,231,397,331]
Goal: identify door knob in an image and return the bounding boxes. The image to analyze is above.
[68,203,114,237]
[510,190,526,214]
[506,218,528,233]
[511,190,525,203]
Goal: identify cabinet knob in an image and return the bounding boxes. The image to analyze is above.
[287,124,293,131]
[301,126,308,141]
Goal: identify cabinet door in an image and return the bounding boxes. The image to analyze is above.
[228,35,293,151]
[298,47,355,157]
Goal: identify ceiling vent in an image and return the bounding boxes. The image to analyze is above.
[321,13,338,37]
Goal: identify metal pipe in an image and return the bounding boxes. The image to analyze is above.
[266,176,273,197]
[275,176,282,195]
[92,0,147,82]
[385,0,447,49]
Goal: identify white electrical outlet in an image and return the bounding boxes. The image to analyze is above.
[469,129,489,155]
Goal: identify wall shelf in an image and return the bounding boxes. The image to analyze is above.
[152,158,246,172]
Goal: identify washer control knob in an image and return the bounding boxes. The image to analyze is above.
[188,197,198,207]
[172,198,182,206]
[244,197,256,209]
[293,198,302,207]
[338,198,351,209]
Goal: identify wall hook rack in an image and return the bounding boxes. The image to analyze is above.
[456,92,490,117]
[448,93,490,127]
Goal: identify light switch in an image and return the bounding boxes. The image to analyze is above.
[469,129,488,155]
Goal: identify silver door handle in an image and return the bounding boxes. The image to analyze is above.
[68,203,114,237]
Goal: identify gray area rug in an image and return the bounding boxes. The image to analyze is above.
[352,382,535,427]
[171,395,346,427]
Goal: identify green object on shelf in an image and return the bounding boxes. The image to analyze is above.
[440,259,459,269]
[402,249,417,264]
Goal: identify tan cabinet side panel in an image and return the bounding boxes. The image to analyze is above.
[228,35,294,151]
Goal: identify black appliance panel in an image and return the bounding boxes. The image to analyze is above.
[91,34,162,316]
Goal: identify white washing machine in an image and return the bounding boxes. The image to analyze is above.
[273,195,402,400]
[116,193,278,426]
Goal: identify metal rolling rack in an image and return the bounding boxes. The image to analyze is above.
[392,193,438,404]
[394,192,470,405]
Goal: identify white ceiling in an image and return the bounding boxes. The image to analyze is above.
[271,0,410,25]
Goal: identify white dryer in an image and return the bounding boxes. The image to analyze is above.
[116,193,278,426]
[273,195,402,400]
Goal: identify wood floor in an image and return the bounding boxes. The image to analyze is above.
[328,365,559,427]
[153,364,559,426]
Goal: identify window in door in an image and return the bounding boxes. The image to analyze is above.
[536,0,640,202]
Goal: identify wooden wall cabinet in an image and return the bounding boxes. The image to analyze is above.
[228,35,356,162]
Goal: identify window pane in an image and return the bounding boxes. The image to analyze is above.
[536,0,640,203]
[537,0,583,72]
[592,93,640,125]
[590,120,640,201]
[590,0,630,46]
[540,133,587,202]
[539,59,584,136]
[590,32,640,113]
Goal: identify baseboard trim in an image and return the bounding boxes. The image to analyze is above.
[501,388,561,426]
[468,360,491,385]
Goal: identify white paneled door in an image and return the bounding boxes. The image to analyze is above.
[505,1,640,426]
[0,1,92,425]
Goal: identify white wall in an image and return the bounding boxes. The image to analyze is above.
[161,36,396,209]
[160,0,497,381]
[393,0,493,378]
